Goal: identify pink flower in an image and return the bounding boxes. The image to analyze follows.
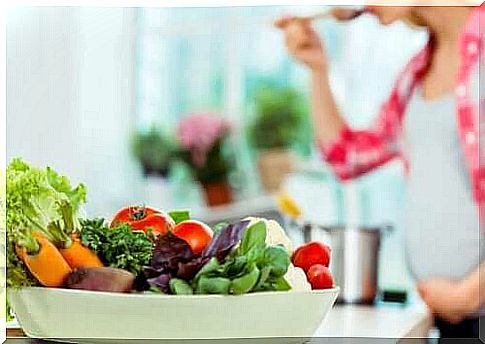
[177,113,231,168]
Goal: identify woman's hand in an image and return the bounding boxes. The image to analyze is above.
[274,16,327,72]
[417,278,480,324]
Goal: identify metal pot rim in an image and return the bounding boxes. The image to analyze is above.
[303,223,393,234]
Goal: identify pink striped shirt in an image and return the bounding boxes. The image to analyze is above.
[321,6,484,215]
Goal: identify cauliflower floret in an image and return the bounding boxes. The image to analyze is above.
[244,217,293,253]
[243,217,310,292]
[284,264,312,292]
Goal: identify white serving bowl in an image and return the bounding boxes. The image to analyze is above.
[9,286,339,343]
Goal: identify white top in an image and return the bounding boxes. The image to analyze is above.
[403,85,484,316]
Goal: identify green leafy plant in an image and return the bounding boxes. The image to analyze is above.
[177,137,234,185]
[176,113,234,185]
[248,86,310,152]
[131,126,176,178]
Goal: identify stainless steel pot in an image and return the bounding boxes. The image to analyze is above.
[302,223,392,304]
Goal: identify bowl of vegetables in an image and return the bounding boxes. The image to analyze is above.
[7,159,339,342]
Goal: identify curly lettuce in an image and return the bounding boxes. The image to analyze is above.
[6,158,87,288]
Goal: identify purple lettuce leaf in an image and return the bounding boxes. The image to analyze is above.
[137,232,197,293]
[151,232,196,270]
[176,257,210,280]
[147,273,172,294]
[175,220,250,281]
[202,220,250,261]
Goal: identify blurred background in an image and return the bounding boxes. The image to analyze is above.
[7,7,427,298]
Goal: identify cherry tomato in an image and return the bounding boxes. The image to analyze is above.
[306,264,334,290]
[292,241,331,272]
[172,220,213,254]
[110,206,175,236]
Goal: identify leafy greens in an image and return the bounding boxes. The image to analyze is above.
[80,219,154,275]
[191,221,291,295]
[6,158,87,288]
[137,220,251,294]
[138,219,291,295]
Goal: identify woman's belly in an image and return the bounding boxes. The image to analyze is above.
[404,200,482,282]
[402,72,484,316]
[403,132,483,281]
[402,86,483,282]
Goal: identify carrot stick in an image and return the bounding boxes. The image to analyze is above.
[59,237,104,268]
[16,232,72,287]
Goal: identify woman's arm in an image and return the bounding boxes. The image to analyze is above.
[276,17,405,181]
[462,262,485,310]
[311,67,405,181]
[418,262,484,324]
[310,68,345,147]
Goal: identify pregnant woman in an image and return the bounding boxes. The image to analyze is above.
[276,5,484,340]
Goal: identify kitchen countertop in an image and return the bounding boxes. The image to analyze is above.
[316,302,435,341]
[6,302,435,343]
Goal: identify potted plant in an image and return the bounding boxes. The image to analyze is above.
[132,126,176,178]
[131,126,176,208]
[248,86,309,192]
[176,113,234,207]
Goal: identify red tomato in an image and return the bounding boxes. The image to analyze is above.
[306,264,334,290]
[110,206,175,236]
[110,206,160,223]
[172,220,213,254]
[292,241,331,272]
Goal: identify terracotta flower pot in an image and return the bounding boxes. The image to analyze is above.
[201,180,233,207]
[257,149,295,192]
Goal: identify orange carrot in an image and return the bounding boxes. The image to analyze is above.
[42,201,103,269]
[59,237,104,268]
[16,232,72,287]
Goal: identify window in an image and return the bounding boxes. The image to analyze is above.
[134,7,428,292]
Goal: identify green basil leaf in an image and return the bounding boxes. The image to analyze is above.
[223,255,247,278]
[239,221,267,255]
[196,276,231,295]
[193,257,222,287]
[230,264,260,295]
[262,245,290,278]
[198,257,222,276]
[170,278,194,295]
[253,266,271,291]
[148,286,163,294]
[169,210,190,224]
[272,277,292,291]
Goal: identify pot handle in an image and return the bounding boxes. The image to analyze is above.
[314,224,332,232]
[300,223,335,244]
[301,222,314,243]
[380,223,394,236]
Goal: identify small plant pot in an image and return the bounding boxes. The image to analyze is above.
[257,149,295,192]
[142,166,169,179]
[201,180,233,207]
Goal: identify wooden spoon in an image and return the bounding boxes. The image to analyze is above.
[298,8,366,22]
[294,8,365,49]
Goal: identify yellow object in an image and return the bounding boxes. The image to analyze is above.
[276,193,302,220]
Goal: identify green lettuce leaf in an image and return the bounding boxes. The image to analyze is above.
[6,158,87,287]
